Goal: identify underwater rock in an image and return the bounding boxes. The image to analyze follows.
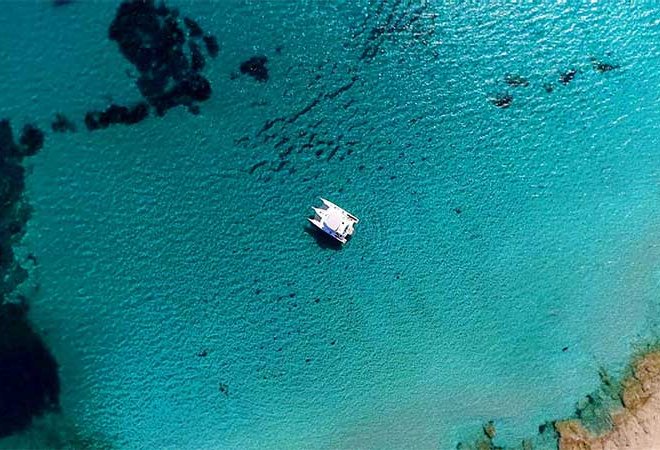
[183,17,203,37]
[0,119,44,295]
[203,35,219,57]
[0,119,19,159]
[153,74,211,116]
[530,350,660,450]
[543,83,554,93]
[84,103,149,130]
[504,74,529,87]
[52,0,74,6]
[491,93,513,108]
[0,302,60,438]
[591,57,619,73]
[0,120,55,438]
[456,421,502,450]
[18,124,45,157]
[51,113,76,133]
[1,121,45,160]
[559,69,577,85]
[240,56,269,82]
[483,421,496,440]
[189,42,205,72]
[108,0,216,115]
[0,140,22,218]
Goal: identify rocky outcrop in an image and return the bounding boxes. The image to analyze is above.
[556,350,660,450]
[107,0,217,117]
[0,303,60,438]
[0,119,60,438]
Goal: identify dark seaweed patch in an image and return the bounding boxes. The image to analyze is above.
[274,161,288,172]
[203,35,219,58]
[189,42,205,72]
[559,69,577,85]
[326,146,339,161]
[354,0,436,63]
[325,76,359,99]
[18,125,45,157]
[84,103,149,131]
[51,113,76,133]
[279,146,294,158]
[591,57,619,73]
[491,93,513,108]
[248,160,268,174]
[1,121,44,162]
[107,0,216,116]
[240,56,269,82]
[183,17,203,37]
[288,95,322,124]
[0,303,60,438]
[504,74,529,87]
[0,120,44,294]
[244,0,436,178]
[257,118,285,137]
[273,137,289,149]
[0,120,59,439]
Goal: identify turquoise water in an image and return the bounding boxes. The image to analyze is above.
[1,1,659,448]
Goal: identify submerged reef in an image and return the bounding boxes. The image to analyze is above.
[51,113,76,133]
[203,35,220,58]
[590,57,619,73]
[0,119,60,438]
[456,421,504,450]
[107,0,217,116]
[491,55,619,107]
[0,120,44,295]
[504,74,529,87]
[240,0,437,179]
[559,69,577,85]
[491,93,513,108]
[240,56,269,82]
[4,413,115,449]
[84,102,149,130]
[0,302,60,438]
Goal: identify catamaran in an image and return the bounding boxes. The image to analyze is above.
[308,198,359,244]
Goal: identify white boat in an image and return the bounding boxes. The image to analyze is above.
[308,198,359,244]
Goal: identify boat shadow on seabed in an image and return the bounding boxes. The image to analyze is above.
[304,225,345,251]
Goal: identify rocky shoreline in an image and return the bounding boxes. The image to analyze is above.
[457,347,660,450]
[556,349,660,450]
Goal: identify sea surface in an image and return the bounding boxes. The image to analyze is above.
[1,1,659,449]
